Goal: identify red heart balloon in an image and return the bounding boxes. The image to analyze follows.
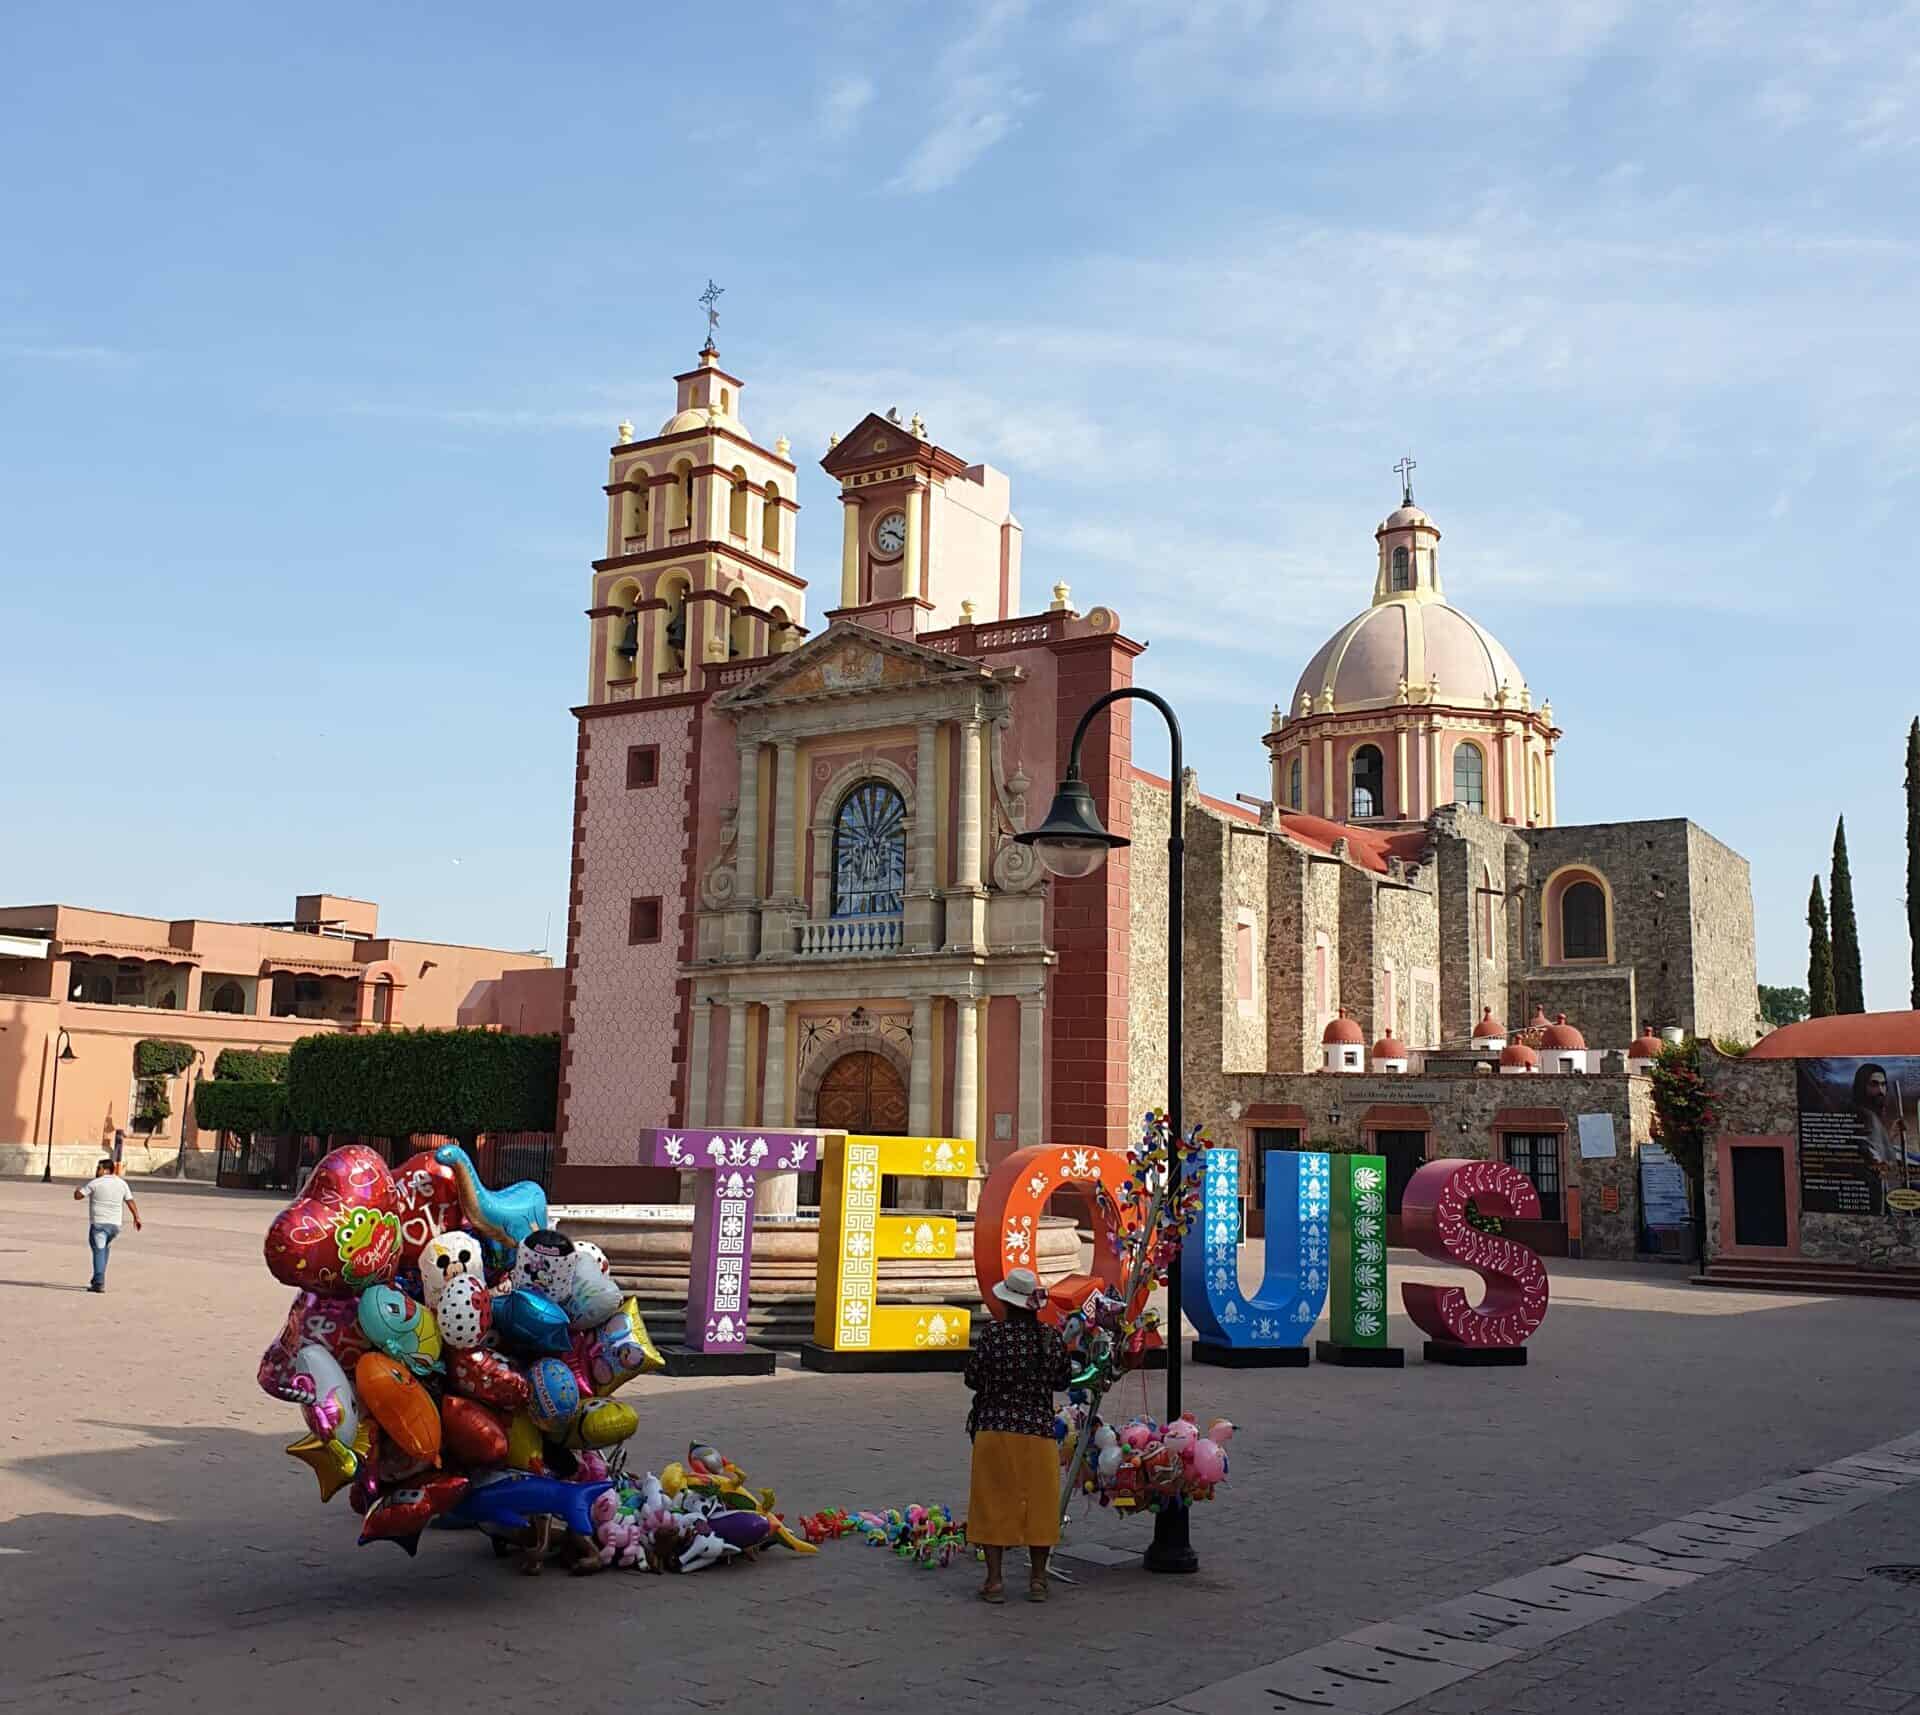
[264,1146,402,1293]
[447,1347,531,1412]
[389,1151,464,1268]
[441,1396,511,1468]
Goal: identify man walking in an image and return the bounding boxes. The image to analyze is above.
[73,1159,141,1292]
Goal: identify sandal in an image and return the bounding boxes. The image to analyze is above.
[1027,1581,1049,1603]
[980,1584,1006,1604]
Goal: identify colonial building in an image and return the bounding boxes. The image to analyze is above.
[555,343,1141,1206]
[1127,473,1762,1261]
[556,345,1763,1262]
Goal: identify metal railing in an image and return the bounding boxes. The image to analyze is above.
[795,915,904,957]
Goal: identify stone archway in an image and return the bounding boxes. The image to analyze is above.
[794,1025,914,1128]
[813,1050,908,1135]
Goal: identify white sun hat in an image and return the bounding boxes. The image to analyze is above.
[992,1266,1047,1309]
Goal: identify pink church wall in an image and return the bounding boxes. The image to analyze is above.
[559,702,693,1172]
[985,994,1021,1165]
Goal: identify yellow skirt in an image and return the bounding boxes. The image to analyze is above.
[967,1430,1061,1548]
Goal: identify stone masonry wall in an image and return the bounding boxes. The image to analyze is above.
[1217,1067,1654,1262]
[1686,824,1763,1044]
[1337,862,1378,1043]
[1265,842,1313,1076]
[1374,871,1441,1046]
[1223,819,1271,1073]
[1432,808,1515,1041]
[1127,773,1171,1118]
[1701,1047,1920,1270]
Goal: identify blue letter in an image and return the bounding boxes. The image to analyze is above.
[1184,1147,1329,1351]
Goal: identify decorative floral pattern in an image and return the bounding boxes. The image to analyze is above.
[963,1319,1070,1438]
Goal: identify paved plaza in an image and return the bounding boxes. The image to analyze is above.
[4,1176,1920,1714]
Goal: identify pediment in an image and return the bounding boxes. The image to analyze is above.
[820,414,929,478]
[714,620,993,710]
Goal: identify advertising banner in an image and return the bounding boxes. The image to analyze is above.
[1796,1057,1920,1217]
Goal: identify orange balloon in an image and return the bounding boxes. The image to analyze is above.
[354,1351,441,1465]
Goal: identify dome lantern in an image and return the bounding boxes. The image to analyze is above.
[1321,1009,1366,1074]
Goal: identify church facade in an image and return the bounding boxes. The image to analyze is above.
[553,345,1760,1260]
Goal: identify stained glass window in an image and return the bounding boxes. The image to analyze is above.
[831,782,907,918]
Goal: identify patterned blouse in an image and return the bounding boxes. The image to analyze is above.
[964,1318,1072,1439]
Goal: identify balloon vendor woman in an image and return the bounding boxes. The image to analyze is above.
[963,1266,1073,1604]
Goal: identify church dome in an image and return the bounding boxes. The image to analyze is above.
[1291,596,1526,715]
[1322,1010,1365,1046]
[1539,1011,1586,1051]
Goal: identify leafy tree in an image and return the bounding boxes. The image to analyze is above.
[212,1047,289,1084]
[195,1080,291,1135]
[1758,985,1810,1028]
[1831,817,1865,1013]
[1808,876,1835,1018]
[1908,717,1919,1007]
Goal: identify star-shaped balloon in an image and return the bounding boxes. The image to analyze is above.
[285,1431,358,1502]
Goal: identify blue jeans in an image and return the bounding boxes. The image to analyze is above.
[88,1223,117,1287]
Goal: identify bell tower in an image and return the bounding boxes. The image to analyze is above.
[584,299,805,706]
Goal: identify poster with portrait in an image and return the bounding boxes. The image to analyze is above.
[1796,1057,1920,1217]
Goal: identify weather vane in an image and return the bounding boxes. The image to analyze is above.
[699,279,724,350]
[1393,454,1417,507]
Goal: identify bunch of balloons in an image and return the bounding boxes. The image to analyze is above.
[257,1142,668,1557]
[1059,1409,1234,1514]
[800,1503,970,1568]
[590,1443,818,1573]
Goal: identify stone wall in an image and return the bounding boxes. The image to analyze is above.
[1375,869,1440,1046]
[1701,1047,1920,1270]
[1521,970,1638,1057]
[1686,825,1763,1044]
[1432,808,1515,1041]
[1265,842,1313,1076]
[1222,819,1271,1073]
[1217,1066,1654,1262]
[1127,773,1171,1117]
[1337,862,1378,1042]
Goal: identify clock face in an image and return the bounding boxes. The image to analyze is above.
[874,511,907,556]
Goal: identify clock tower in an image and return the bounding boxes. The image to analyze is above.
[822,411,1022,638]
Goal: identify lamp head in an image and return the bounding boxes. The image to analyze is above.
[1015,772,1129,880]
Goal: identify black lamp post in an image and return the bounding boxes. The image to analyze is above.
[1018,685,1198,1576]
[41,1028,76,1184]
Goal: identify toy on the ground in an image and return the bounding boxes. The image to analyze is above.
[587,1444,820,1573]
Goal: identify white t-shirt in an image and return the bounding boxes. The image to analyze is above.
[82,1175,134,1229]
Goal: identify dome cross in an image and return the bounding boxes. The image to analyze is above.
[1393,454,1417,507]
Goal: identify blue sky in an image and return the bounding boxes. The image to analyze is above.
[3,1,1916,1010]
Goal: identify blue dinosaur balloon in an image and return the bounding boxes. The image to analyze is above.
[432,1145,549,1271]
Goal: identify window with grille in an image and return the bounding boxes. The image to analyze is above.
[1350,744,1384,819]
[1502,1133,1562,1220]
[831,782,907,917]
[626,744,659,789]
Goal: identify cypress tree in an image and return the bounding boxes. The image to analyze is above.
[1808,876,1835,1018]
[1831,817,1865,1013]
[1907,717,1919,1007]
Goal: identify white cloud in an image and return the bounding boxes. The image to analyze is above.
[889,0,1032,193]
[818,74,874,140]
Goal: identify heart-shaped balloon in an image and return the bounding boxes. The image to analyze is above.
[447,1347,531,1412]
[441,1396,511,1468]
[389,1151,465,1268]
[264,1147,402,1293]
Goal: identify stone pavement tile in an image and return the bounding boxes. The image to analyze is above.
[1558,1553,1702,1589]
[1339,1622,1521,1672]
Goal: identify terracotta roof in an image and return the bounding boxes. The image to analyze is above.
[56,938,200,963]
[1371,1034,1409,1059]
[1748,1011,1920,1060]
[1501,1041,1540,1069]
[1323,1009,1365,1046]
[261,956,366,977]
[1471,1007,1506,1040]
[1274,812,1427,876]
[1628,1024,1662,1060]
[1541,1012,1587,1050]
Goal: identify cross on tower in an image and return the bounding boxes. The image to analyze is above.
[1393,455,1417,506]
[699,279,725,350]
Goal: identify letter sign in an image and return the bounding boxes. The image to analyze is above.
[1317,1153,1402,1366]
[1183,1147,1328,1362]
[975,1143,1134,1322]
[805,1133,975,1369]
[638,1127,823,1358]
[1401,1158,1550,1358]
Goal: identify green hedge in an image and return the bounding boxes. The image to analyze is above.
[212,1047,290,1084]
[196,1079,291,1135]
[287,1028,560,1139]
[134,1039,196,1078]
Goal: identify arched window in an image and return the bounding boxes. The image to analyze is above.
[1561,881,1608,961]
[658,576,689,673]
[672,460,694,529]
[719,387,731,413]
[761,481,781,554]
[1391,545,1411,591]
[831,782,907,918]
[1350,744,1384,819]
[728,590,753,660]
[728,467,750,537]
[626,475,650,546]
[208,980,245,1015]
[1453,741,1485,812]
[1288,755,1302,810]
[768,605,793,652]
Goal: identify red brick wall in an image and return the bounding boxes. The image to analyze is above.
[1046,633,1141,1151]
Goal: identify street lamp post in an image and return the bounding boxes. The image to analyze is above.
[41,1028,77,1184]
[1017,685,1198,1576]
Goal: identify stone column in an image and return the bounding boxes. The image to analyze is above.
[759,1001,798,1217]
[1018,992,1045,1145]
[721,1000,748,1126]
[1396,728,1410,818]
[908,719,940,949]
[1428,724,1442,813]
[903,484,925,600]
[949,719,987,948]
[1498,730,1514,824]
[761,739,799,955]
[732,737,760,957]
[951,994,979,1149]
[1546,747,1557,825]
[909,996,934,1135]
[1321,736,1335,820]
[840,500,860,608]
[687,998,713,1125]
